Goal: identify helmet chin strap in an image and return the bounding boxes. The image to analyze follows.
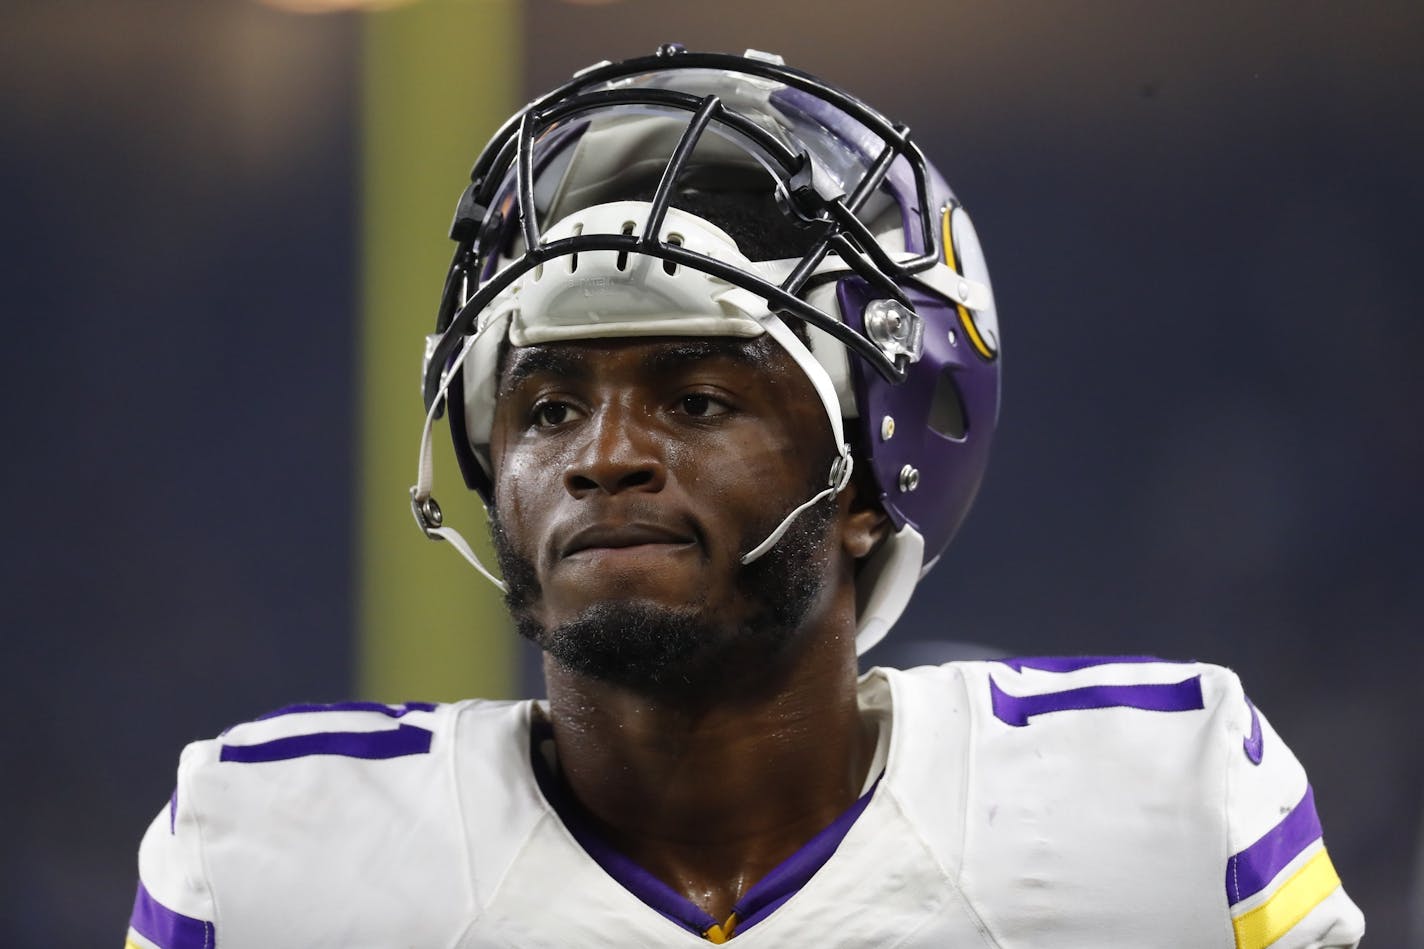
[740,450,853,564]
[410,327,508,593]
[739,313,855,565]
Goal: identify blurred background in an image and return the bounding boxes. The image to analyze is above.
[3,0,1421,944]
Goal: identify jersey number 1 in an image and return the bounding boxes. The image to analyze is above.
[989,657,1204,727]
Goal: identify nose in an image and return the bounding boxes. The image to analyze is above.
[562,402,667,498]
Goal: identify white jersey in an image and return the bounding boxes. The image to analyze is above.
[127,659,1364,948]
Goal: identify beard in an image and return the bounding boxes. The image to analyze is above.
[489,495,837,695]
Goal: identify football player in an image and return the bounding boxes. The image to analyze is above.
[126,47,1364,947]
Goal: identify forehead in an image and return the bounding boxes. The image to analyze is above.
[495,335,791,394]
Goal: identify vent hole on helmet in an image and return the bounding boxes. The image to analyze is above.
[616,221,635,271]
[568,221,583,273]
[664,233,683,275]
[928,368,968,440]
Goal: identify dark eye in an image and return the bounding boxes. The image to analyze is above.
[678,393,729,418]
[533,400,578,427]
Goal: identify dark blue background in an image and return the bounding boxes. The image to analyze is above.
[3,1,1420,944]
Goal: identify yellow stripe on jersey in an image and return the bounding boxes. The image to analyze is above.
[125,940,142,949]
[1232,847,1342,949]
[704,911,738,943]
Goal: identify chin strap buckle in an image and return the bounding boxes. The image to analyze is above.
[411,493,444,537]
[829,449,854,492]
[408,488,507,592]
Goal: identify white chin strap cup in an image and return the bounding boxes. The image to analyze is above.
[852,524,925,655]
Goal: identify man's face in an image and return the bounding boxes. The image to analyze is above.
[487,334,847,691]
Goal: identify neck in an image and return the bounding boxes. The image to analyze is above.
[540,606,873,923]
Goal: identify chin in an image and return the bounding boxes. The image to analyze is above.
[521,598,723,693]
[493,502,833,692]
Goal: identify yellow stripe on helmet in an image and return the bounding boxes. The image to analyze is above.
[941,207,995,361]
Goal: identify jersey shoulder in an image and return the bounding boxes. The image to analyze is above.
[129,697,534,949]
[889,654,1252,751]
[883,657,1363,948]
[174,699,467,835]
[212,698,447,760]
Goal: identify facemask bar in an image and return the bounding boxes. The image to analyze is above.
[424,80,934,415]
[455,50,940,269]
[428,50,941,351]
[423,197,909,412]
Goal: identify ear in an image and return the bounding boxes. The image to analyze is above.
[839,479,890,560]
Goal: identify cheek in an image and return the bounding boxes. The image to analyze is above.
[492,437,564,546]
[749,421,818,483]
[676,426,813,519]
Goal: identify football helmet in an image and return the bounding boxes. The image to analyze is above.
[412,45,1001,654]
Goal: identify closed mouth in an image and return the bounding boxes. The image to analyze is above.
[560,523,696,558]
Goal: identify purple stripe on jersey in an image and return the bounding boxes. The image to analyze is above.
[527,718,877,939]
[527,726,719,933]
[254,700,436,721]
[998,655,1185,673]
[219,723,433,763]
[1243,697,1264,765]
[575,822,720,934]
[731,776,880,935]
[1226,786,1323,905]
[989,675,1204,726]
[130,882,214,949]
